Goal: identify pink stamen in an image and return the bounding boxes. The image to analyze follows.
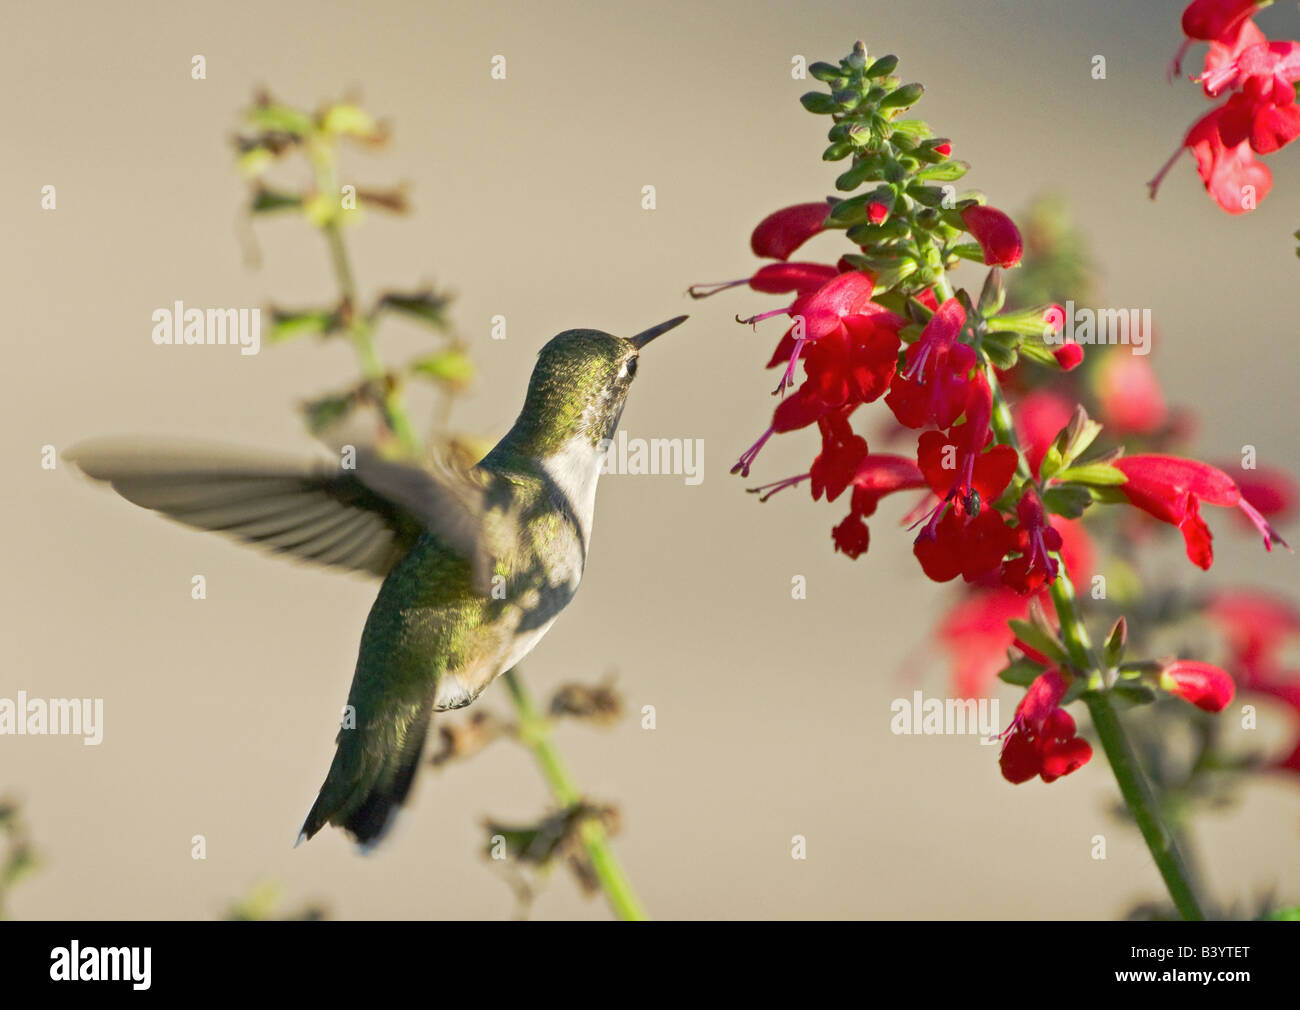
[1167,38,1193,84]
[772,337,807,395]
[731,427,775,478]
[688,278,747,299]
[737,306,791,328]
[1238,498,1293,553]
[1148,144,1185,201]
[748,472,810,502]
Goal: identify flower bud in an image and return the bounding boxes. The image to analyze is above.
[1160,660,1236,712]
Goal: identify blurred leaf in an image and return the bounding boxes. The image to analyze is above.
[269,306,340,342]
[301,392,359,436]
[550,678,623,725]
[378,289,451,329]
[409,347,475,390]
[997,658,1045,687]
[245,102,314,137]
[250,186,303,214]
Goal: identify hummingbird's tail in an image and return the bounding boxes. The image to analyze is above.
[297,699,434,849]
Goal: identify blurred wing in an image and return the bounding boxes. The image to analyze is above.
[65,438,507,588]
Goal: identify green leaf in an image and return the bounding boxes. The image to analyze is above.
[977,267,1006,316]
[1054,462,1128,487]
[1111,683,1157,706]
[1103,617,1127,668]
[879,82,924,109]
[377,290,451,328]
[1007,620,1069,666]
[320,103,378,138]
[864,54,899,78]
[301,393,357,436]
[915,160,969,182]
[997,658,1045,687]
[245,103,314,137]
[982,338,1018,370]
[1042,483,1094,519]
[409,348,475,389]
[269,307,338,342]
[250,187,302,214]
[808,61,843,83]
[799,91,837,115]
[950,242,988,264]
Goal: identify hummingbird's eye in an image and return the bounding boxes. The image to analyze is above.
[625,356,638,378]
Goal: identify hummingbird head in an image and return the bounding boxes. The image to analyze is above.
[502,315,687,457]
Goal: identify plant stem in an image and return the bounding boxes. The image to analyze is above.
[503,669,649,921]
[322,222,422,458]
[984,365,1207,920]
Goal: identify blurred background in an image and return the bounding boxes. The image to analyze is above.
[3,0,1298,919]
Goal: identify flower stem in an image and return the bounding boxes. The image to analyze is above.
[503,669,649,921]
[984,366,1207,920]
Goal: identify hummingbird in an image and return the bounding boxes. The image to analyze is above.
[67,314,689,847]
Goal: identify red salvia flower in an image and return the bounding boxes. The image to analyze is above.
[1113,454,1290,568]
[1150,103,1274,213]
[1094,351,1169,435]
[999,671,1093,784]
[885,297,976,429]
[750,201,830,260]
[1001,492,1064,595]
[1182,0,1266,43]
[959,205,1023,268]
[1160,660,1236,711]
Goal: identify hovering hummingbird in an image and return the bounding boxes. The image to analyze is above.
[67,314,689,847]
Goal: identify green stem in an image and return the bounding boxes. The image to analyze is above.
[503,669,649,921]
[322,222,421,458]
[984,366,1207,919]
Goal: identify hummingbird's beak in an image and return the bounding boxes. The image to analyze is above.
[629,314,688,350]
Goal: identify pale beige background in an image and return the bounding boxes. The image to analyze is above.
[3,0,1298,920]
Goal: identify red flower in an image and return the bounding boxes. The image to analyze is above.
[690,262,840,300]
[960,205,1023,268]
[1206,590,1300,685]
[914,506,1017,583]
[1201,17,1268,96]
[1052,342,1084,371]
[750,202,830,260]
[1150,104,1273,213]
[763,270,889,393]
[1160,660,1236,711]
[1001,492,1063,595]
[915,373,1019,513]
[809,409,870,502]
[999,671,1093,784]
[885,297,976,429]
[1094,352,1168,435]
[1113,455,1290,569]
[1217,79,1300,155]
[1182,0,1266,44]
[1215,464,1297,531]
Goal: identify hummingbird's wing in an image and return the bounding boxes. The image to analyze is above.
[65,438,511,592]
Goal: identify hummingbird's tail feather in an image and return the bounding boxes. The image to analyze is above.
[298,699,434,848]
